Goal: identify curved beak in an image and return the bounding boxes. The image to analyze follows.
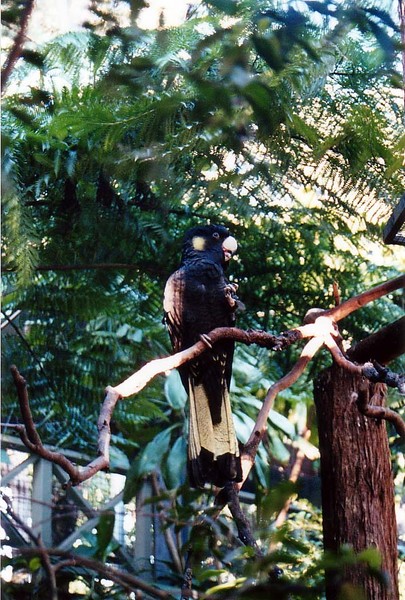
[222,235,238,261]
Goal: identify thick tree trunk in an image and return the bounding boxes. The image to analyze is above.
[314,365,399,600]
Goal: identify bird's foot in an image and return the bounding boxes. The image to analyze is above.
[224,284,238,308]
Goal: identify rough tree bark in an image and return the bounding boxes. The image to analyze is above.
[314,320,403,600]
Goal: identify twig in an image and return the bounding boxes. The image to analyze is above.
[1,0,36,94]
[10,366,121,486]
[2,493,58,600]
[332,281,341,306]
[10,275,404,488]
[14,547,175,599]
[237,337,324,489]
[223,483,262,553]
[1,311,53,390]
[354,383,405,441]
[324,274,405,322]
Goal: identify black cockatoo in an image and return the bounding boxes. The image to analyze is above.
[163,224,243,488]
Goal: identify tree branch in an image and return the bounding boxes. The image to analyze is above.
[1,310,53,389]
[237,337,324,489]
[324,274,405,321]
[10,366,121,487]
[2,493,57,600]
[9,275,404,491]
[221,482,262,553]
[354,382,405,441]
[1,0,36,95]
[324,335,405,392]
[112,327,301,398]
[348,316,405,366]
[13,547,175,599]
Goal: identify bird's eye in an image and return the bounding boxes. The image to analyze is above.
[212,232,220,239]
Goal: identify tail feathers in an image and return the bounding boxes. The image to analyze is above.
[188,381,242,489]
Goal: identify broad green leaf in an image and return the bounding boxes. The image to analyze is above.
[252,35,285,72]
[261,480,297,518]
[127,328,143,343]
[268,410,296,438]
[109,445,130,471]
[137,427,174,475]
[28,557,42,572]
[206,576,247,595]
[293,400,307,434]
[254,448,269,488]
[197,568,228,582]
[95,511,116,560]
[269,434,291,464]
[164,370,187,410]
[123,426,176,502]
[116,324,130,337]
[295,437,320,460]
[166,435,187,488]
[233,410,256,443]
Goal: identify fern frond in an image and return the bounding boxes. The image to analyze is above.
[2,194,40,286]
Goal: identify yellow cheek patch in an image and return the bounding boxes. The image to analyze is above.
[192,236,206,251]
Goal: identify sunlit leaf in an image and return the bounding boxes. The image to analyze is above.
[95,511,116,560]
[166,435,187,488]
[164,370,187,410]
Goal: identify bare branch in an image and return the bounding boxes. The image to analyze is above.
[220,483,262,553]
[1,311,52,387]
[324,274,405,322]
[1,0,36,95]
[10,275,404,490]
[332,280,341,306]
[2,493,57,600]
[325,337,405,392]
[9,367,121,486]
[354,383,405,441]
[237,337,324,490]
[348,316,405,365]
[112,327,301,398]
[11,365,42,446]
[14,547,174,600]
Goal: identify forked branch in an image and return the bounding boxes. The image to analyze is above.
[9,275,404,489]
[10,366,121,487]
